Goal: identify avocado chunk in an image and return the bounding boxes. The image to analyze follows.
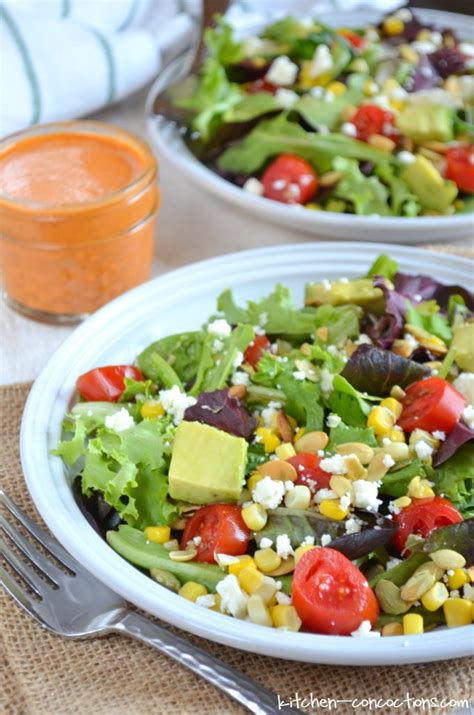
[451,322,474,372]
[305,278,384,313]
[169,421,247,504]
[396,104,453,143]
[401,156,458,211]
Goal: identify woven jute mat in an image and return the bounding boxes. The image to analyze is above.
[2,242,474,715]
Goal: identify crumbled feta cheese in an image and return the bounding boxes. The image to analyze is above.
[404,332,419,349]
[261,402,280,427]
[259,537,273,549]
[215,553,239,567]
[453,373,474,406]
[341,122,357,137]
[388,501,401,515]
[315,123,330,134]
[320,454,347,475]
[231,371,249,386]
[192,536,202,547]
[382,454,395,469]
[382,437,392,446]
[208,318,232,338]
[301,535,315,546]
[463,583,474,601]
[259,312,268,327]
[213,339,224,352]
[345,518,362,535]
[309,44,333,78]
[432,430,446,441]
[242,177,263,196]
[216,575,248,618]
[459,43,474,57]
[275,88,299,108]
[196,594,216,609]
[462,405,474,430]
[320,534,332,547]
[310,86,324,98]
[398,150,416,165]
[292,371,306,381]
[450,589,460,598]
[339,493,352,511]
[414,440,434,461]
[412,41,437,54]
[253,324,266,336]
[314,488,337,503]
[158,385,197,424]
[276,534,294,559]
[275,591,292,605]
[317,449,325,457]
[104,407,134,433]
[252,477,285,509]
[265,55,299,86]
[386,557,402,571]
[326,413,341,429]
[320,368,334,397]
[284,480,295,492]
[232,351,244,369]
[353,480,382,512]
[351,620,381,638]
[354,333,372,346]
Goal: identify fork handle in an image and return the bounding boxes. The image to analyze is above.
[112,611,281,715]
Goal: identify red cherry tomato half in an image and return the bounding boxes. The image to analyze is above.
[245,78,278,95]
[398,377,466,434]
[338,29,366,49]
[446,145,474,194]
[392,497,463,554]
[351,104,396,142]
[244,334,272,369]
[287,453,331,493]
[261,154,319,205]
[76,365,144,402]
[181,504,250,564]
[292,547,380,635]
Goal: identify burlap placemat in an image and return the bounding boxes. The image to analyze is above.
[1,383,473,715]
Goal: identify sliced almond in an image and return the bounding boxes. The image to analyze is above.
[329,475,354,499]
[276,410,294,443]
[257,459,297,482]
[300,342,312,356]
[429,549,466,570]
[334,442,374,465]
[229,384,247,399]
[344,454,368,480]
[315,326,329,342]
[169,549,197,562]
[368,134,396,153]
[405,324,448,355]
[376,580,413,615]
[295,431,329,454]
[421,140,449,154]
[267,557,295,576]
[392,339,415,359]
[367,451,391,482]
[400,562,443,601]
[319,170,342,188]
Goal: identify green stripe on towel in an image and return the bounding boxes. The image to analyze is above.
[88,27,117,104]
[1,5,41,124]
[62,0,71,18]
[117,0,139,31]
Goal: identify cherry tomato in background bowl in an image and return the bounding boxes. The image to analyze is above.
[76,365,144,402]
[397,376,466,434]
[287,453,331,493]
[181,504,250,564]
[292,547,379,635]
[445,145,474,194]
[261,154,319,205]
[244,334,272,369]
[392,496,463,553]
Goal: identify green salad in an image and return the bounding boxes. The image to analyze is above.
[173,8,474,216]
[55,254,474,637]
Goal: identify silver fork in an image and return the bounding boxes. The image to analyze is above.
[0,490,281,715]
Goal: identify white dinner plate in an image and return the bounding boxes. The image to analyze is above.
[21,243,474,665]
[146,8,474,243]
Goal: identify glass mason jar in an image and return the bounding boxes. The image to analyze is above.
[0,121,159,323]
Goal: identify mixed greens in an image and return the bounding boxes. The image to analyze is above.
[174,8,474,216]
[55,254,474,637]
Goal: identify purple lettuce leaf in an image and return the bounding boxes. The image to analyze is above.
[394,273,474,312]
[341,344,430,396]
[404,55,441,93]
[363,276,407,348]
[428,46,467,79]
[184,388,257,439]
[433,422,474,467]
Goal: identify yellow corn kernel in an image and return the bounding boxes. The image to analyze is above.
[247,471,263,493]
[228,555,256,576]
[178,581,208,602]
[264,433,281,453]
[299,62,330,88]
[254,548,281,574]
[326,81,346,97]
[388,428,406,443]
[241,503,268,532]
[284,485,312,510]
[144,525,171,545]
[247,594,273,627]
[294,544,316,564]
[400,44,418,64]
[421,582,449,612]
[383,16,404,36]
[367,406,394,436]
[380,397,403,420]
[270,605,302,631]
[255,426,272,441]
[390,99,405,112]
[403,613,424,635]
[382,622,403,637]
[140,401,165,419]
[393,496,411,509]
[294,427,306,442]
[238,566,265,595]
[448,568,469,590]
[319,499,349,521]
[254,575,279,605]
[275,442,297,460]
[363,79,378,97]
[407,476,435,499]
[443,598,472,627]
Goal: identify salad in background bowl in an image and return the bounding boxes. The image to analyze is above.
[54,253,474,639]
[147,6,474,242]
